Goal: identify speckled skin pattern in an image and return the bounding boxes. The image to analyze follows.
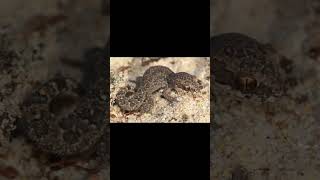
[0,33,37,139]
[231,166,249,180]
[168,72,203,92]
[116,65,203,113]
[22,47,108,156]
[211,33,287,99]
[0,33,26,101]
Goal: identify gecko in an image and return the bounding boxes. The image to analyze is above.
[20,45,108,156]
[116,65,203,113]
[211,33,294,100]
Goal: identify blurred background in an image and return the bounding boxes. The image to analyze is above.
[211,0,320,179]
[0,0,109,179]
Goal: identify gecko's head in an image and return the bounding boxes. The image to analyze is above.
[186,77,204,92]
[172,72,204,92]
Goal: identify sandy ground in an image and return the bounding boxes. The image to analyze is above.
[211,0,320,179]
[110,57,210,123]
[0,0,109,179]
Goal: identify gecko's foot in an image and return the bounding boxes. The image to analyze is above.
[162,88,178,103]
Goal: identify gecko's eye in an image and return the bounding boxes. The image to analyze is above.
[235,76,257,92]
[196,80,204,89]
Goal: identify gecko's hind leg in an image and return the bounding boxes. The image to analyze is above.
[138,95,154,113]
[129,76,144,91]
[162,87,178,103]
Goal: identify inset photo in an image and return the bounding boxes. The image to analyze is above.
[110,57,210,123]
